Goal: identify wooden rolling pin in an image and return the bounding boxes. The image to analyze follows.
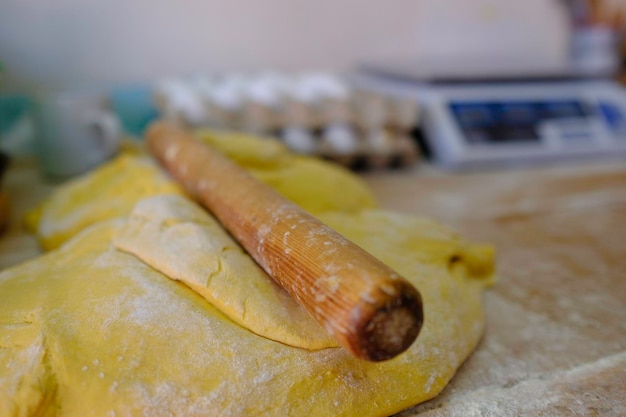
[147,121,423,361]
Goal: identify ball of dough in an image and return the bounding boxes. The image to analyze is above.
[1,201,493,416]
[5,129,495,416]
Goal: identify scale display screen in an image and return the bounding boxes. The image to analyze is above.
[449,100,589,144]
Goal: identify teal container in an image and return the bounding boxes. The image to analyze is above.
[0,94,32,135]
[109,84,159,138]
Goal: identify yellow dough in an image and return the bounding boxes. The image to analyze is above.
[26,131,375,251]
[24,155,184,251]
[1,210,492,417]
[196,131,376,214]
[2,131,495,416]
[114,194,338,350]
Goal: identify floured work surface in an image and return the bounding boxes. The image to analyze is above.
[366,161,626,416]
[0,132,494,417]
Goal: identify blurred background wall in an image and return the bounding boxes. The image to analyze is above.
[1,0,421,91]
[1,0,611,92]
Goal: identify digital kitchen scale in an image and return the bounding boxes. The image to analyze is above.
[354,76,626,169]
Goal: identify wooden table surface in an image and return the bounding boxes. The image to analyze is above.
[2,158,626,416]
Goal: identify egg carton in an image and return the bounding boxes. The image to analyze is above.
[154,73,422,170]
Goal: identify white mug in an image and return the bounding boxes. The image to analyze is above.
[35,89,120,178]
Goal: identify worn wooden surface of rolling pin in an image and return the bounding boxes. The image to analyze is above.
[2,155,626,415]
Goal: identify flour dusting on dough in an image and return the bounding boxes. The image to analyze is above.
[2,167,495,417]
[36,157,180,246]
